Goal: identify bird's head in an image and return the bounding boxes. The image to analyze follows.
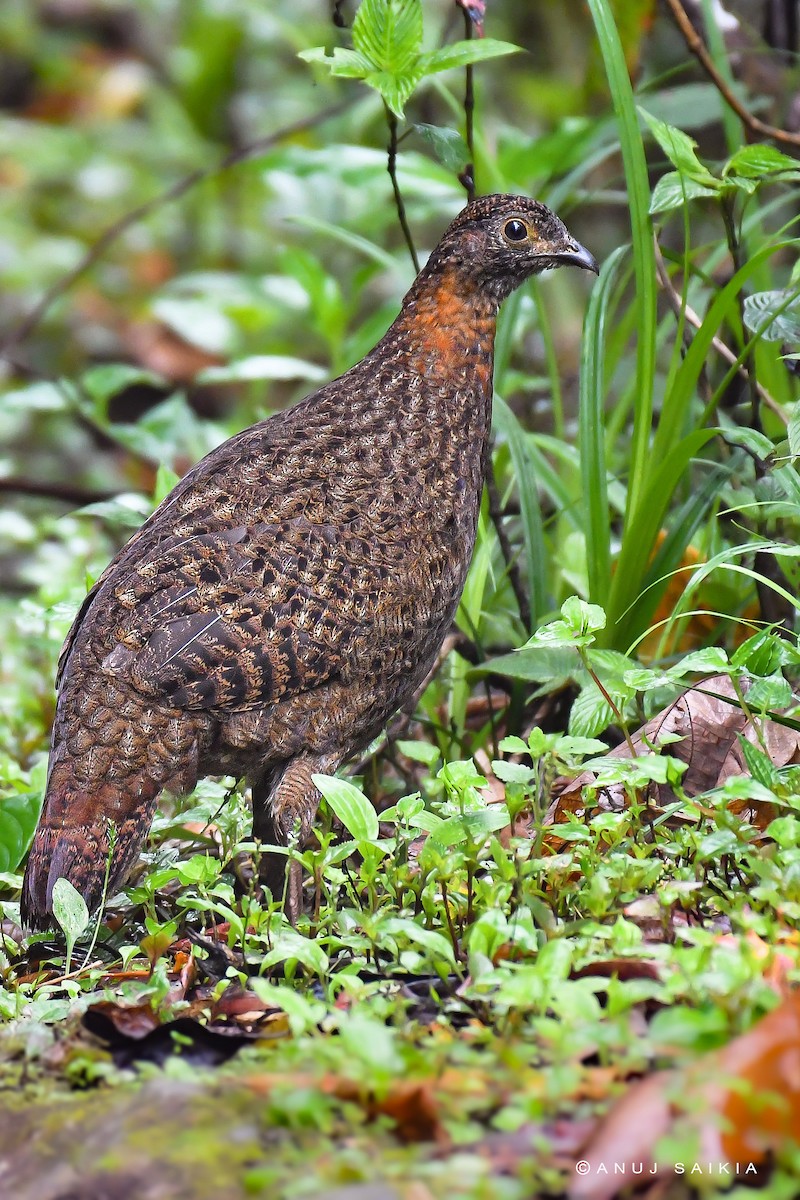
[424,193,599,304]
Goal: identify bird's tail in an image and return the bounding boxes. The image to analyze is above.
[20,758,162,931]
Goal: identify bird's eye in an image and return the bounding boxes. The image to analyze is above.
[503,219,528,242]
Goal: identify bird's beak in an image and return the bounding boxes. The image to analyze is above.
[556,241,600,275]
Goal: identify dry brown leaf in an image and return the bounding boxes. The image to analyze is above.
[570,990,800,1199]
[554,674,800,824]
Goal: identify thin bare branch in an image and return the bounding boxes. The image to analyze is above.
[0,478,119,506]
[385,104,420,273]
[664,0,800,148]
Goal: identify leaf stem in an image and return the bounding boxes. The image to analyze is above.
[385,103,419,273]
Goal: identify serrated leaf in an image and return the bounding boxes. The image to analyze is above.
[0,791,42,873]
[738,735,781,789]
[419,38,520,75]
[313,774,379,842]
[478,644,580,684]
[668,647,730,677]
[368,67,421,116]
[746,675,793,711]
[352,0,423,77]
[649,171,721,214]
[568,686,615,738]
[743,290,800,343]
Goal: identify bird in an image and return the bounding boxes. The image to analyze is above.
[21,193,598,930]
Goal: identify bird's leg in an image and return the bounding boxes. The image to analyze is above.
[252,752,340,924]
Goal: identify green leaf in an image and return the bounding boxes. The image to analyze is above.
[81,364,164,410]
[51,877,90,975]
[649,171,721,214]
[432,806,510,847]
[153,462,182,506]
[746,675,792,711]
[743,290,800,343]
[479,644,580,685]
[491,761,535,785]
[260,930,329,975]
[579,245,627,604]
[352,0,423,78]
[419,38,520,75]
[301,6,517,116]
[379,917,457,968]
[527,597,606,651]
[568,686,615,738]
[0,791,42,873]
[731,629,784,675]
[725,143,800,181]
[638,109,719,185]
[668,647,730,677]
[250,980,327,1035]
[297,47,374,77]
[370,68,421,117]
[414,124,469,172]
[738,735,781,789]
[152,297,237,355]
[587,0,657,530]
[313,774,379,842]
[396,739,441,767]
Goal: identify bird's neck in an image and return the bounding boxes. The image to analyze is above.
[356,263,498,520]
[389,263,499,386]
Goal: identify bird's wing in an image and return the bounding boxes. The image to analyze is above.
[90,518,382,712]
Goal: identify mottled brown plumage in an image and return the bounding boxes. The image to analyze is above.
[21,194,597,929]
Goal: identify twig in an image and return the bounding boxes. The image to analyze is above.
[664,0,800,148]
[460,7,476,201]
[0,100,354,356]
[0,477,119,505]
[384,104,419,273]
[652,238,787,425]
[486,459,533,632]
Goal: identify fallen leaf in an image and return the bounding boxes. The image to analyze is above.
[570,990,800,1198]
[553,674,800,824]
